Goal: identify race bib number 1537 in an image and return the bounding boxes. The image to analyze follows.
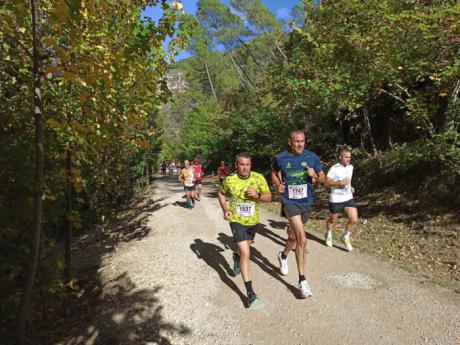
[236,203,255,217]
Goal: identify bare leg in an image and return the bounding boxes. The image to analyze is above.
[343,207,358,233]
[288,215,307,276]
[326,213,339,231]
[237,240,253,282]
[282,225,296,256]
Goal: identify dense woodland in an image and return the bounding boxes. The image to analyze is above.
[1,0,459,343]
[0,1,195,343]
[165,0,459,204]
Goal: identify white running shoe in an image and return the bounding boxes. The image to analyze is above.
[299,280,313,298]
[277,251,288,276]
[325,230,333,247]
[341,234,353,252]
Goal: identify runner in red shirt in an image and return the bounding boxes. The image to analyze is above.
[192,157,204,201]
[216,160,230,184]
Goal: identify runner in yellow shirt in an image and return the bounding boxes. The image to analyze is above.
[217,153,272,308]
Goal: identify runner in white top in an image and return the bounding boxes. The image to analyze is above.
[324,147,358,251]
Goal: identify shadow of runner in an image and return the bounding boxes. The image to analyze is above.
[217,233,298,298]
[305,230,328,246]
[173,201,189,209]
[267,219,288,230]
[190,239,246,306]
[257,224,287,247]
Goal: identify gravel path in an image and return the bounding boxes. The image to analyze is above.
[59,175,460,345]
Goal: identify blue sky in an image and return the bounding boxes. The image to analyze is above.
[142,0,301,61]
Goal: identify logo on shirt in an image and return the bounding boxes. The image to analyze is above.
[301,162,308,167]
[286,162,292,168]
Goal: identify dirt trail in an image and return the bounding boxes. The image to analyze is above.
[58,175,459,345]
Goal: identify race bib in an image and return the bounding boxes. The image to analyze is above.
[236,203,255,217]
[336,185,351,194]
[195,172,201,177]
[288,184,308,199]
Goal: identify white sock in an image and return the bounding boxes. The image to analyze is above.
[343,230,351,238]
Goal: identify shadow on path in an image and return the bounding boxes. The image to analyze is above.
[47,192,190,345]
[173,200,189,209]
[217,233,298,298]
[190,239,246,306]
[267,219,288,230]
[257,224,287,247]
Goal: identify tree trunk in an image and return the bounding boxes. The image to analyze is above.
[238,38,260,66]
[262,29,287,61]
[204,63,217,101]
[64,142,73,279]
[227,51,246,90]
[362,108,379,158]
[16,0,44,344]
[228,50,256,88]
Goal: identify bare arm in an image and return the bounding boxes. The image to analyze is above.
[245,187,272,202]
[217,187,230,220]
[325,175,350,188]
[271,170,285,193]
[317,171,327,184]
[258,191,272,202]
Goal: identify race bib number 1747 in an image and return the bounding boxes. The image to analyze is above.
[288,184,308,199]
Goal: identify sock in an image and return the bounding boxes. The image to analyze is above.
[343,230,350,238]
[281,253,287,260]
[187,199,192,207]
[299,275,306,283]
[325,229,332,234]
[244,281,254,295]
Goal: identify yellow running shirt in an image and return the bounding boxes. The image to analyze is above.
[220,172,270,226]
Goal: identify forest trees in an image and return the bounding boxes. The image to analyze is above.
[167,0,459,201]
[0,0,195,343]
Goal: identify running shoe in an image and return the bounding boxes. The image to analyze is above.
[340,234,353,252]
[232,253,240,276]
[277,251,288,276]
[299,280,313,298]
[247,292,261,308]
[324,230,333,247]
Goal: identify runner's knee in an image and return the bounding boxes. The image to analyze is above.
[348,217,358,226]
[239,248,250,260]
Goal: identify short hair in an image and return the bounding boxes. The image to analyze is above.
[289,129,305,139]
[235,152,251,162]
[337,146,351,157]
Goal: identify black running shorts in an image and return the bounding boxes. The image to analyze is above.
[229,222,258,242]
[328,198,357,214]
[282,204,310,224]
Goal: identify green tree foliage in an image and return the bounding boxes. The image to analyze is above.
[169,0,459,203]
[266,0,459,196]
[0,0,196,341]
